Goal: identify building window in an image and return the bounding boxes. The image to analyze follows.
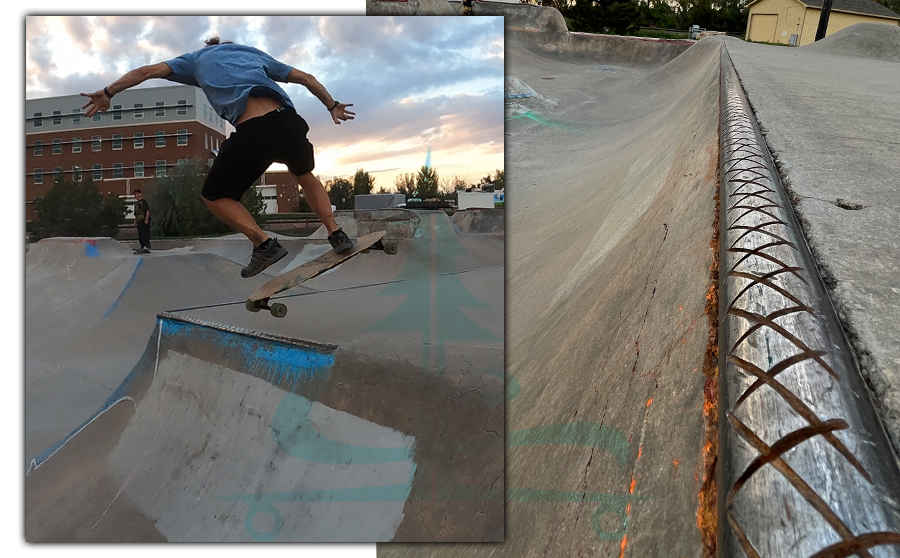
[112,133,123,150]
[73,166,82,182]
[113,163,124,179]
[177,129,188,146]
[92,113,102,122]
[134,103,143,119]
[93,164,103,180]
[177,100,187,115]
[134,161,144,178]
[72,108,81,124]
[155,131,166,147]
[113,105,122,120]
[156,160,167,177]
[92,135,102,152]
[33,112,42,127]
[134,132,144,149]
[34,168,43,184]
[52,139,62,155]
[33,140,42,156]
[177,158,188,166]
[52,110,62,125]
[72,137,81,153]
[53,166,63,183]
[204,133,208,149]
[155,101,165,117]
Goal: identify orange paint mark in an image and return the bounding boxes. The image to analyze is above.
[679,304,683,312]
[618,533,628,558]
[646,398,653,407]
[629,477,636,494]
[673,458,680,469]
[637,446,642,460]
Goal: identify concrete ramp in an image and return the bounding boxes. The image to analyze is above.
[451,208,504,234]
[26,315,416,542]
[381,23,722,558]
[26,210,504,543]
[800,22,900,62]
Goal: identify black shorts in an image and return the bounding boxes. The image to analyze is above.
[202,105,315,201]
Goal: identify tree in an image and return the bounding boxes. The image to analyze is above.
[492,169,505,191]
[440,174,469,199]
[394,173,417,197]
[148,160,264,237]
[31,178,126,240]
[416,165,440,199]
[352,169,375,197]
[326,177,354,210]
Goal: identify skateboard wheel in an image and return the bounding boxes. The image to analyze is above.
[246,299,261,313]
[270,303,288,318]
[384,242,399,255]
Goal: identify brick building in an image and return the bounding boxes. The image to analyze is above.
[25,85,228,220]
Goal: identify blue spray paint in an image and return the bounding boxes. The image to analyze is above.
[102,259,143,319]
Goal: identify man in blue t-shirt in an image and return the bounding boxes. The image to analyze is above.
[80,37,356,278]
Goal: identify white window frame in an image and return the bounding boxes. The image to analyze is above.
[112,133,123,150]
[177,129,188,146]
[34,168,43,184]
[134,161,145,178]
[134,132,144,149]
[92,135,102,152]
[155,131,166,147]
[72,137,81,154]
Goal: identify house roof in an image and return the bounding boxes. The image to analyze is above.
[749,0,900,19]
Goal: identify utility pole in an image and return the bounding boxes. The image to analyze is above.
[814,0,834,41]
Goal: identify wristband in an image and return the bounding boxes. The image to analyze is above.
[104,86,114,98]
[328,100,339,111]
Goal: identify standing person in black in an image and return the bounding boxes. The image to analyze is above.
[133,189,151,253]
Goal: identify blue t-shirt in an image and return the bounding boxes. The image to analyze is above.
[164,44,295,125]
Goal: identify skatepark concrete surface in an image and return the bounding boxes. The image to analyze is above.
[372,3,900,558]
[24,209,504,542]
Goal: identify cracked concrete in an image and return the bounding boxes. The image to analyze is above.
[379,11,718,558]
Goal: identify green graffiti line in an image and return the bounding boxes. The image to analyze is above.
[217,484,414,542]
[508,422,631,470]
[271,392,415,465]
[507,488,648,542]
[504,111,576,131]
[368,213,499,371]
[506,374,521,402]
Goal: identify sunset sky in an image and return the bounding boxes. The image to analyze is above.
[25,13,505,191]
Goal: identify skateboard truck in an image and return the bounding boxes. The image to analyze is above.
[363,239,399,255]
[245,297,288,318]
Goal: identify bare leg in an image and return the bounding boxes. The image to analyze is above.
[295,172,339,235]
[202,196,269,247]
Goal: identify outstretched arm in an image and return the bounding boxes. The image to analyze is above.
[81,62,174,117]
[286,68,355,125]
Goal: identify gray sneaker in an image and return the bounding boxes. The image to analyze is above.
[241,239,288,278]
[328,229,353,254]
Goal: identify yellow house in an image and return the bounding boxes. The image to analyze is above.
[745,0,900,45]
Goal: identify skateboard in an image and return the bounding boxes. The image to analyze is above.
[133,248,150,254]
[245,231,399,318]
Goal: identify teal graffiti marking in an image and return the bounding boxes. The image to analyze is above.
[508,489,648,541]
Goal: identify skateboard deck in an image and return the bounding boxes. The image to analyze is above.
[245,231,398,317]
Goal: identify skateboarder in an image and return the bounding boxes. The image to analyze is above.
[133,189,151,253]
[80,36,356,278]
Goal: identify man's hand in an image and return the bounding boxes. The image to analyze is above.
[329,103,355,125]
[81,90,111,118]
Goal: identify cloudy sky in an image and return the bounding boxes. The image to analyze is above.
[24,13,504,190]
